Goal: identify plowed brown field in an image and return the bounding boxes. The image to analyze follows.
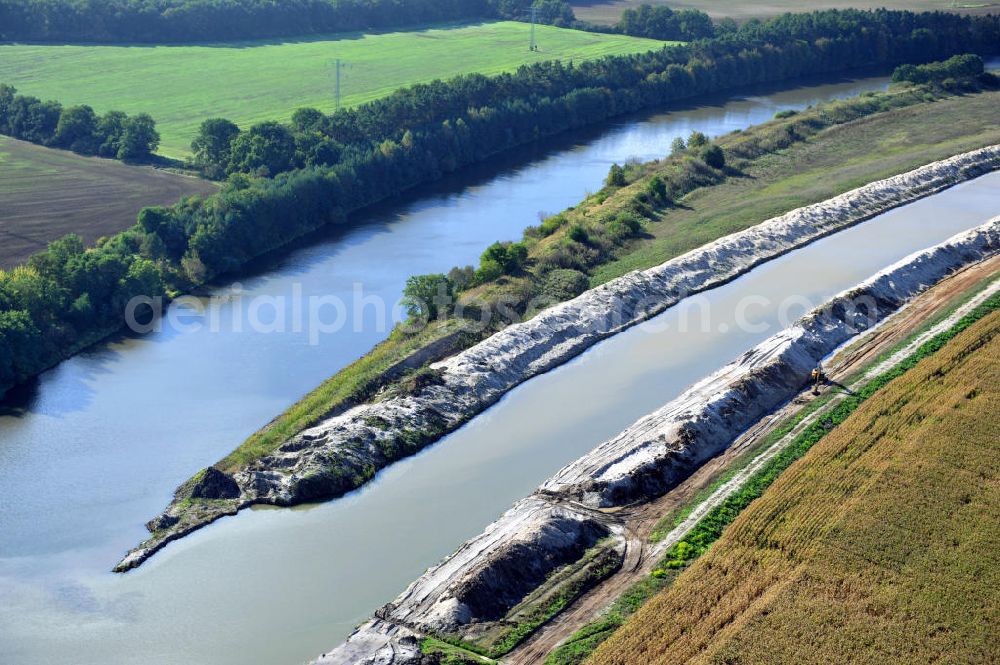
[0,136,215,269]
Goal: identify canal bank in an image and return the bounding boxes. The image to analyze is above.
[1,70,997,665]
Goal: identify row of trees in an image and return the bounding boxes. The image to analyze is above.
[0,0,715,46]
[0,85,159,160]
[616,4,716,41]
[3,9,1000,397]
[0,0,720,47]
[0,234,165,392]
[0,0,567,43]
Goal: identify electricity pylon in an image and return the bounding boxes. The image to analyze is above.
[529,6,537,51]
[333,59,350,112]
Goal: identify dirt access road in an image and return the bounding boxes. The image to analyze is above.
[504,253,1000,664]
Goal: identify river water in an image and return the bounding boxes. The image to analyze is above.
[1,70,997,664]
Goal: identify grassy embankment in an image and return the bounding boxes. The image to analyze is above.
[217,318,471,470]
[572,0,999,24]
[0,135,216,269]
[206,81,1000,479]
[591,86,1000,284]
[586,297,1000,665]
[547,283,1000,665]
[0,22,664,158]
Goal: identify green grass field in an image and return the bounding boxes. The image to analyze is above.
[592,88,1000,284]
[0,21,664,158]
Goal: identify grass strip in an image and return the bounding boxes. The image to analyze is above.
[646,409,812,543]
[420,636,496,665]
[486,540,623,657]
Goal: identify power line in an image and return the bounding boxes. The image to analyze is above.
[332,58,350,112]
[529,6,537,51]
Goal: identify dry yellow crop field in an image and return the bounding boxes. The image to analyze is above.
[589,308,1000,664]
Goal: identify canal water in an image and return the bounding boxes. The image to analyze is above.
[2,69,997,664]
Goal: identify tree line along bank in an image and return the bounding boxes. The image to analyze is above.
[1,8,998,399]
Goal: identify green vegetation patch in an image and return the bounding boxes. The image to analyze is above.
[420,636,496,665]
[432,537,624,659]
[0,21,663,157]
[544,575,669,665]
[646,410,808,543]
[591,86,1000,284]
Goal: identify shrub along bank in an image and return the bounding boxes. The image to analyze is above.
[892,51,989,86]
